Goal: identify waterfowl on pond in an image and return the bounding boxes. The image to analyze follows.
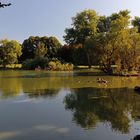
[97,78,108,84]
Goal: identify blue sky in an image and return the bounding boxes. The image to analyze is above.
[0,0,140,44]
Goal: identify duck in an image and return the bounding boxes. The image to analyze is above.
[97,78,108,84]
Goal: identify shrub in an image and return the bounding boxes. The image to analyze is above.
[22,57,48,70]
[48,59,73,71]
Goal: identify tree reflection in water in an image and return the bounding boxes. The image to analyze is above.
[25,89,59,98]
[64,87,140,133]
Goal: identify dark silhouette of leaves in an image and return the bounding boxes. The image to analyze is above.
[0,2,11,8]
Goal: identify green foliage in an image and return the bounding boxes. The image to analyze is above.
[64,9,99,45]
[0,39,22,67]
[80,10,140,74]
[21,36,61,61]
[48,59,73,71]
[58,45,74,63]
[35,42,47,57]
[22,57,49,70]
[97,16,111,33]
[1,9,140,73]
[72,46,88,65]
[132,16,140,33]
[99,11,140,74]
[47,37,62,58]
[64,9,99,68]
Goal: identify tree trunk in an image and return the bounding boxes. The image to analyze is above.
[86,52,91,69]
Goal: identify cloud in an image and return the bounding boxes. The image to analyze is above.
[0,131,21,140]
[34,124,70,134]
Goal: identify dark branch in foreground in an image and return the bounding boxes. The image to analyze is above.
[0,2,11,8]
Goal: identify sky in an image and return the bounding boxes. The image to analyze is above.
[0,0,140,44]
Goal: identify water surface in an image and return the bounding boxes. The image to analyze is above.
[0,70,140,140]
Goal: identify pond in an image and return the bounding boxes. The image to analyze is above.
[0,70,140,140]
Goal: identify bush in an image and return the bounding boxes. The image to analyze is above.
[22,57,73,71]
[48,59,73,71]
[22,57,49,70]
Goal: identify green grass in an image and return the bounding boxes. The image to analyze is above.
[75,65,100,69]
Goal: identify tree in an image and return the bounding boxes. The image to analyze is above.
[64,9,99,68]
[0,39,22,67]
[132,16,140,33]
[21,36,39,60]
[21,36,61,61]
[102,10,140,73]
[116,28,140,72]
[91,10,140,74]
[97,16,111,33]
[46,36,62,58]
[58,44,74,63]
[35,42,47,57]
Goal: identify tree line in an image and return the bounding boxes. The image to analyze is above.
[64,9,140,74]
[1,9,140,74]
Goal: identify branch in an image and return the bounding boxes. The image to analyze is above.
[0,2,11,8]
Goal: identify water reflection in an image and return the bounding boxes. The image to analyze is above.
[0,79,22,98]
[0,70,140,99]
[0,131,21,140]
[25,89,59,98]
[64,87,140,133]
[0,71,140,139]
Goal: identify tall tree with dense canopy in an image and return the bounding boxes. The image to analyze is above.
[64,9,99,68]
[58,45,74,63]
[21,36,61,61]
[96,10,140,74]
[82,10,140,74]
